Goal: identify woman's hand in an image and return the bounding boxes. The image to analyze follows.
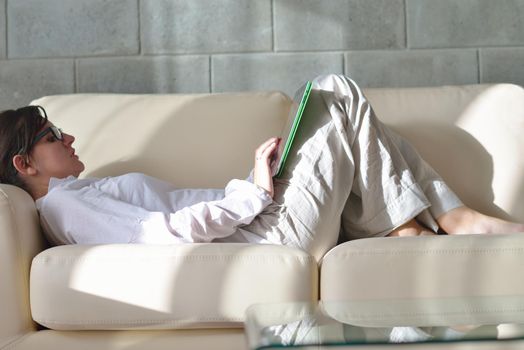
[253,137,281,198]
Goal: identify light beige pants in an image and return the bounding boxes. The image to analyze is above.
[241,75,462,261]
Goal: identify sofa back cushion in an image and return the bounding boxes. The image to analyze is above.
[32,92,291,189]
[33,84,524,221]
[365,84,524,222]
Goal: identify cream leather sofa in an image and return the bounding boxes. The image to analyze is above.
[2,80,524,350]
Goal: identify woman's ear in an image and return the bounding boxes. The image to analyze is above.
[12,155,37,176]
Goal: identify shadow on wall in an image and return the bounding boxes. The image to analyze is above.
[375,84,524,222]
[390,122,501,218]
[454,84,524,222]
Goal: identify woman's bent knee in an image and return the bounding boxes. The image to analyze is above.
[312,74,363,94]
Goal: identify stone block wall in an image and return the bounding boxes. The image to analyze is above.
[1,0,523,107]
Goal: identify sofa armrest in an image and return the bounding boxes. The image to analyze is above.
[0,184,47,347]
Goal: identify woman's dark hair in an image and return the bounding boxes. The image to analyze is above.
[0,106,48,191]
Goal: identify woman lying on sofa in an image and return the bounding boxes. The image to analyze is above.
[1,74,523,259]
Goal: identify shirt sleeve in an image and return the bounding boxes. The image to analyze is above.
[137,179,273,243]
[245,168,255,183]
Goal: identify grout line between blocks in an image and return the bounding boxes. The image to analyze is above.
[73,59,77,92]
[271,0,275,52]
[404,0,409,49]
[477,49,482,84]
[4,0,8,58]
[137,0,142,55]
[209,55,213,92]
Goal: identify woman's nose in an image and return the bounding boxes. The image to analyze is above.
[63,133,75,145]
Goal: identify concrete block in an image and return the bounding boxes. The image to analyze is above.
[345,50,479,88]
[8,0,139,58]
[408,0,524,48]
[0,59,74,108]
[274,0,405,51]
[0,0,5,58]
[141,0,272,54]
[212,53,343,97]
[480,48,524,87]
[77,56,210,93]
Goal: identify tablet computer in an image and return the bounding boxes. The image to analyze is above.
[274,81,313,178]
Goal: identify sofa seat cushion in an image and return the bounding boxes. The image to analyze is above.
[30,243,317,330]
[7,329,247,350]
[321,234,524,301]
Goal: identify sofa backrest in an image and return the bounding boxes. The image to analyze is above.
[32,83,524,223]
[32,92,292,189]
[365,84,524,223]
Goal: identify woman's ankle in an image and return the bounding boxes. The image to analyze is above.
[436,206,477,235]
[437,206,524,235]
[388,219,434,237]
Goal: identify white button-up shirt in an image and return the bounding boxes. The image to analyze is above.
[35,172,273,246]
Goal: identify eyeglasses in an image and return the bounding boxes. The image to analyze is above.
[18,125,65,155]
[32,126,64,145]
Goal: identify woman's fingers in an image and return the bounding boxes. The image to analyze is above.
[262,136,280,147]
[256,137,279,153]
[261,140,279,158]
[256,137,281,161]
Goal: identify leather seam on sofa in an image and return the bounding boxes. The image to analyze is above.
[1,332,33,350]
[33,317,245,325]
[32,255,316,263]
[330,308,524,321]
[328,248,524,256]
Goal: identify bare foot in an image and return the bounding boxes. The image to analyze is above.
[437,206,524,235]
[387,219,435,237]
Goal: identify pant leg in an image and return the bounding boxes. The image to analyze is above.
[378,127,463,233]
[318,75,464,240]
[241,74,461,260]
[239,79,353,261]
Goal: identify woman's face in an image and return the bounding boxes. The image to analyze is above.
[28,122,85,179]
